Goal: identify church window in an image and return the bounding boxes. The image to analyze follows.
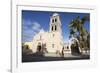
[52,26,53,31]
[55,25,57,30]
[52,44,54,48]
[67,46,69,49]
[55,18,57,22]
[53,34,55,37]
[52,19,54,23]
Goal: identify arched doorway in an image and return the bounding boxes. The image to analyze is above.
[36,42,48,53]
[37,42,42,52]
[70,38,81,55]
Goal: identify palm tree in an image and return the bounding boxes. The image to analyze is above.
[69,29,76,38]
[69,16,90,53]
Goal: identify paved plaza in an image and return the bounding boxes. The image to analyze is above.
[22,53,90,62]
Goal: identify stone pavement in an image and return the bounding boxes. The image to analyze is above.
[44,53,81,57]
[22,53,90,62]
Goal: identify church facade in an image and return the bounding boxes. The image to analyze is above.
[31,13,71,54]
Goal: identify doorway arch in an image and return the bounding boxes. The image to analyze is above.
[37,42,42,52]
[70,38,81,55]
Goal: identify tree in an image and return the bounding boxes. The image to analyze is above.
[69,16,90,52]
[22,44,33,55]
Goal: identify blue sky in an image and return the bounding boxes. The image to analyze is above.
[22,10,90,43]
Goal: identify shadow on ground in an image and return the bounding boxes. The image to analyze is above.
[22,52,90,62]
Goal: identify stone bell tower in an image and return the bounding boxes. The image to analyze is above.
[48,13,63,52]
[49,13,62,33]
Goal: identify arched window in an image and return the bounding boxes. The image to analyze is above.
[52,19,54,23]
[55,25,57,31]
[52,44,54,48]
[52,26,53,31]
[67,46,69,49]
[55,18,57,22]
[53,34,55,37]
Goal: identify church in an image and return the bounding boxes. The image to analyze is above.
[31,13,71,54]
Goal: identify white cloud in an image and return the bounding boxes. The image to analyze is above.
[22,19,42,42]
[32,22,41,32]
[22,19,33,25]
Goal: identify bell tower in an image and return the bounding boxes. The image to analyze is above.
[49,13,62,33]
[48,13,63,52]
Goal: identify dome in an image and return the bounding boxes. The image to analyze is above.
[52,13,59,17]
